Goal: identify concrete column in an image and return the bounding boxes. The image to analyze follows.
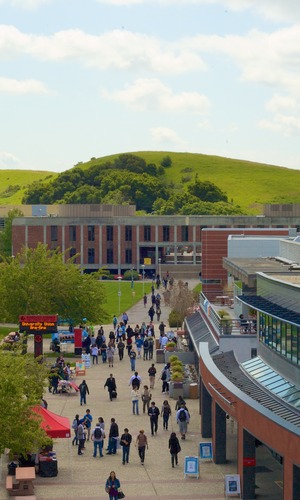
[200,380,212,438]
[242,429,256,499]
[293,464,300,500]
[214,402,226,464]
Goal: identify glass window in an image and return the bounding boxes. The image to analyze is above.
[69,225,76,241]
[272,383,292,395]
[125,248,132,264]
[107,248,113,264]
[69,247,76,262]
[88,225,95,242]
[163,226,170,242]
[181,226,189,241]
[144,226,151,241]
[125,225,132,242]
[50,225,58,241]
[88,248,95,264]
[107,226,113,241]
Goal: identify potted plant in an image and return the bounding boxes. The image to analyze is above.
[165,341,176,351]
[171,369,184,382]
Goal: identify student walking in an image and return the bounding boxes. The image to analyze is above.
[148,401,160,435]
[79,380,89,406]
[148,363,157,389]
[176,404,190,440]
[120,428,132,465]
[91,423,104,457]
[161,400,171,430]
[104,374,117,401]
[135,429,148,465]
[105,471,121,500]
[131,386,140,415]
[168,432,181,467]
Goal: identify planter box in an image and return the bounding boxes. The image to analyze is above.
[156,349,165,364]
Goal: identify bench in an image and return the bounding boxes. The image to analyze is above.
[6,475,20,496]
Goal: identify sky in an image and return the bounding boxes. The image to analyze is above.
[1,0,300,172]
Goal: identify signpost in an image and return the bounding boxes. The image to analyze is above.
[184,456,199,479]
[199,442,213,461]
[224,475,241,498]
[19,315,58,357]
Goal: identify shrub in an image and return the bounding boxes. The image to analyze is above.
[168,309,184,328]
[169,355,179,364]
[123,270,140,281]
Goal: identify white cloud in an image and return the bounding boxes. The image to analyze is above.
[259,114,300,136]
[150,126,187,147]
[94,0,300,23]
[0,76,48,94]
[0,0,51,8]
[266,94,297,113]
[102,78,210,113]
[0,151,21,168]
[0,26,205,74]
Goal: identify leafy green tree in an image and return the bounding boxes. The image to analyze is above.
[0,244,109,324]
[113,153,146,173]
[160,155,172,168]
[188,179,228,202]
[0,208,23,257]
[0,348,50,457]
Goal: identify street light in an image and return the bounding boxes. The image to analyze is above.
[141,264,145,296]
[131,267,134,290]
[118,276,122,315]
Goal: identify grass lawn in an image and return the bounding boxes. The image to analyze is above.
[101,280,152,321]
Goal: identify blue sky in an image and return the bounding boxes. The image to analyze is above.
[0,0,300,171]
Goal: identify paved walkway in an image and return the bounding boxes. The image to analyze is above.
[0,282,236,499]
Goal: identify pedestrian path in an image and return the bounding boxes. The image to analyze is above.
[0,283,235,499]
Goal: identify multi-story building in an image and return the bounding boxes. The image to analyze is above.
[10,204,300,280]
[186,232,300,499]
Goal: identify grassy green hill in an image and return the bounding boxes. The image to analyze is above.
[0,170,56,204]
[1,152,300,214]
[81,151,300,214]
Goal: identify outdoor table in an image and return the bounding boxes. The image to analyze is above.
[216,295,229,305]
[15,466,36,495]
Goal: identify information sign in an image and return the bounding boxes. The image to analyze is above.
[199,442,213,460]
[224,475,241,498]
[19,315,58,333]
[184,456,199,479]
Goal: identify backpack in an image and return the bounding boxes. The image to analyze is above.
[132,377,140,389]
[179,409,187,422]
[161,370,167,381]
[94,427,102,439]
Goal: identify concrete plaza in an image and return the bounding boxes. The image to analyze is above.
[0,283,236,499]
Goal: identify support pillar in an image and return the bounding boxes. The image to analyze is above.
[215,402,226,464]
[201,381,212,438]
[293,464,300,500]
[242,429,256,499]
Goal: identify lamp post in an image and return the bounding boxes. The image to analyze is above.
[131,267,134,290]
[118,276,122,315]
[141,264,145,296]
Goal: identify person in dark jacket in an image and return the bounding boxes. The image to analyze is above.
[105,471,121,500]
[104,374,117,401]
[148,401,160,435]
[148,305,155,322]
[106,418,119,455]
[79,380,89,405]
[168,432,181,467]
[120,428,132,464]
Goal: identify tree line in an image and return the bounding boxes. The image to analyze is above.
[22,153,244,215]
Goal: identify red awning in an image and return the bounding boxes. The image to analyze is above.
[32,406,71,438]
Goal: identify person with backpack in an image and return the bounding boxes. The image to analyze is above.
[72,414,80,446]
[161,363,171,393]
[176,404,190,440]
[77,421,86,455]
[91,422,104,457]
[129,371,142,389]
[168,432,181,467]
[148,363,157,389]
[79,380,89,406]
[143,337,149,360]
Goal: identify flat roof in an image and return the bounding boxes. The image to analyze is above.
[223,257,291,286]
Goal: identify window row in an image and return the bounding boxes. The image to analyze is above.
[259,313,300,365]
[50,225,191,242]
[70,248,133,264]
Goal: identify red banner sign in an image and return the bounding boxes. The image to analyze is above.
[19,315,58,333]
[243,458,256,467]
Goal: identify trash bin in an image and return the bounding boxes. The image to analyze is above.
[189,383,198,399]
[7,462,17,476]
